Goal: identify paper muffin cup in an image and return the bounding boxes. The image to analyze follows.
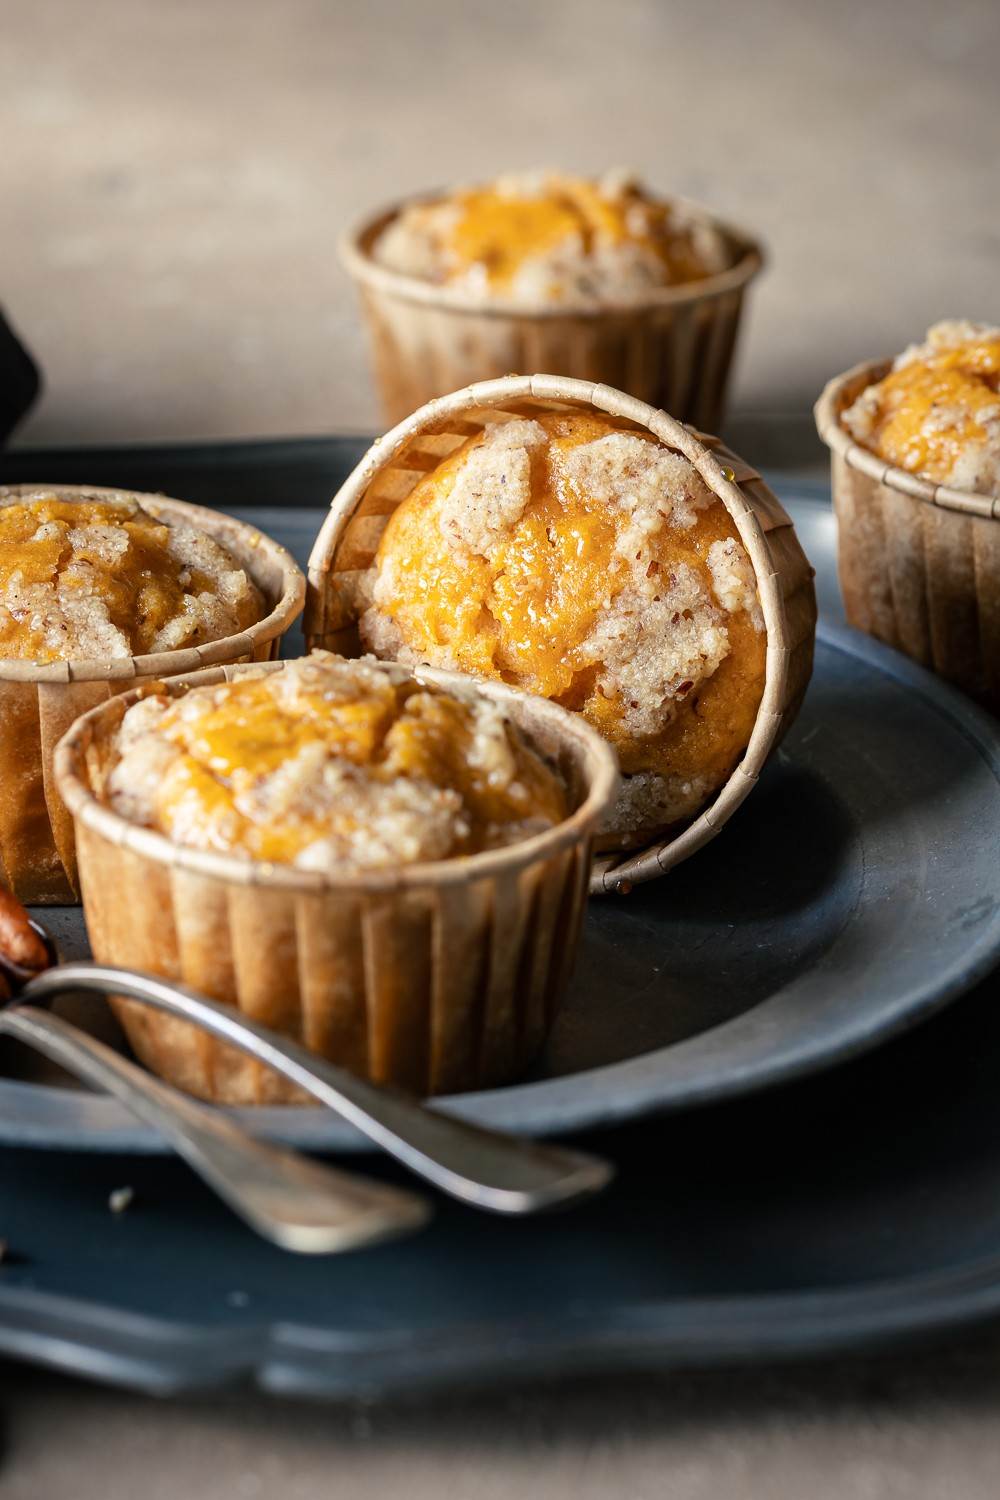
[53,658,618,1104]
[0,486,306,905]
[340,193,763,432]
[815,363,1000,714]
[304,373,817,894]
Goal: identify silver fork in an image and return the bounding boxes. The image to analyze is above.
[6,923,614,1218]
[22,962,614,1213]
[1,922,429,1254]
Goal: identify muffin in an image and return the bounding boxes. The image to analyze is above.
[815,322,1000,712]
[341,173,762,429]
[306,375,817,892]
[54,655,618,1102]
[0,486,305,904]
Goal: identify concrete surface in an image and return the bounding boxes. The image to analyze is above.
[7,1340,1000,1500]
[3,1,1000,1495]
[2,0,998,447]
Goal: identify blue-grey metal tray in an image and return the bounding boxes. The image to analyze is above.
[0,437,998,1397]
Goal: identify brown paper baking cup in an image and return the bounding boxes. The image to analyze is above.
[815,363,1000,714]
[340,194,763,431]
[54,658,618,1104]
[304,373,817,894]
[0,486,306,905]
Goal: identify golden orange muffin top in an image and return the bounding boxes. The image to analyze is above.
[0,493,262,663]
[361,411,766,837]
[373,171,730,306]
[841,320,1000,495]
[106,654,568,871]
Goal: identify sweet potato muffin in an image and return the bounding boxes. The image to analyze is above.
[816,325,1000,713]
[57,655,617,1098]
[105,652,568,871]
[0,491,262,661]
[359,410,767,841]
[373,171,731,308]
[841,320,1000,496]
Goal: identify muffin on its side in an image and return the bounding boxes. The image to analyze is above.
[55,655,618,1101]
[361,409,767,843]
[816,324,1000,713]
[306,375,817,892]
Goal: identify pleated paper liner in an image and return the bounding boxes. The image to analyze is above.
[815,362,1000,715]
[54,658,618,1105]
[340,194,763,431]
[304,374,818,895]
[0,486,306,905]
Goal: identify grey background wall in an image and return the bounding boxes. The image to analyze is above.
[2,0,997,445]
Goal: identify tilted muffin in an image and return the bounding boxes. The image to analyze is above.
[307,376,816,890]
[55,655,617,1100]
[373,171,731,307]
[360,410,768,842]
[0,490,262,661]
[0,485,304,904]
[106,652,568,871]
[840,320,1000,496]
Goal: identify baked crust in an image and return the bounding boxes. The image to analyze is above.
[373,171,731,307]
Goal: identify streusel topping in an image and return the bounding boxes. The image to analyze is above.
[0,492,262,662]
[374,171,730,307]
[106,654,567,871]
[841,320,1000,496]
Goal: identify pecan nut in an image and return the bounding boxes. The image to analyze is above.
[0,888,51,975]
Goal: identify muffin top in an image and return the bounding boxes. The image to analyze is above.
[360,411,766,836]
[372,171,730,307]
[841,320,1000,496]
[105,654,568,871]
[0,492,262,662]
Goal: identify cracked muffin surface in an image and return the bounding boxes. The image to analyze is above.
[360,410,766,839]
[0,491,262,662]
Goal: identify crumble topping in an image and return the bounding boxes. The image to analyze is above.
[0,491,262,662]
[841,320,1000,496]
[374,171,732,307]
[106,653,568,871]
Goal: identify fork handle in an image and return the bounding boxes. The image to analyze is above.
[0,1004,427,1253]
[24,964,614,1213]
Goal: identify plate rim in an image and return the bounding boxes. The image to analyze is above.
[4,1246,1000,1398]
[3,616,1000,1155]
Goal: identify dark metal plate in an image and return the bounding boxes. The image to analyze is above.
[0,441,998,1398]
